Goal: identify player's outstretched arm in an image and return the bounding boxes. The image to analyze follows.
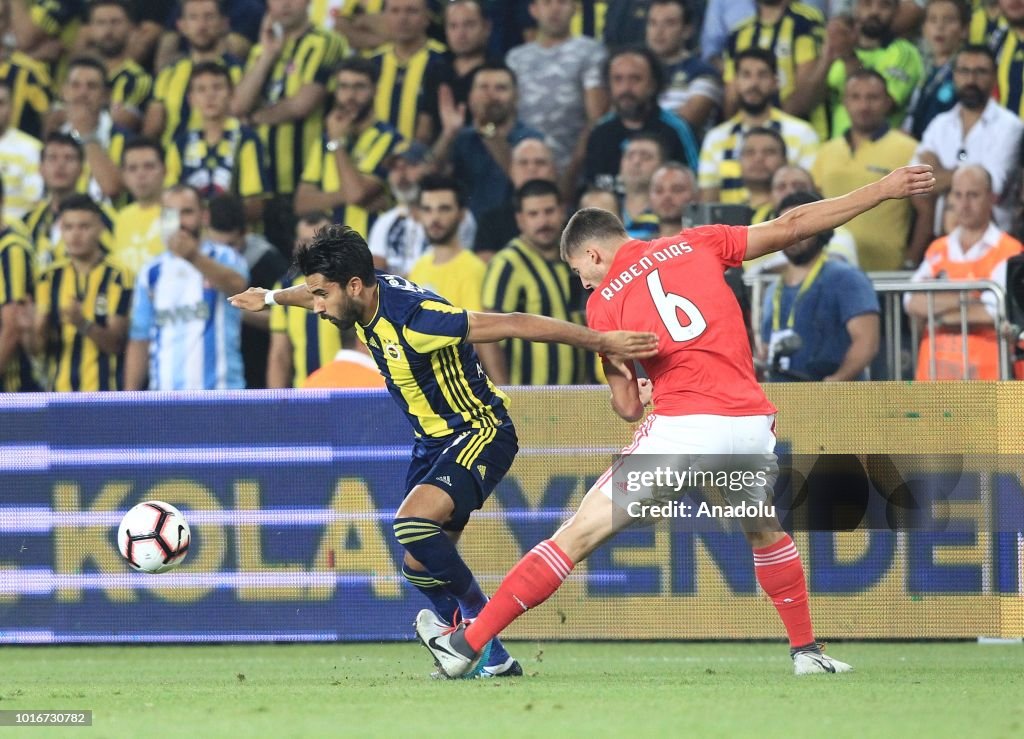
[745,164,935,260]
[466,311,658,376]
[228,286,315,312]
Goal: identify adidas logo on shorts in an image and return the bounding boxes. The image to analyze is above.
[436,475,452,486]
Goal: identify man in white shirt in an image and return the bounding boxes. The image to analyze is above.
[367,142,475,275]
[0,81,42,222]
[915,44,1024,236]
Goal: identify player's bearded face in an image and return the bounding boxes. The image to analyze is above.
[319,293,363,330]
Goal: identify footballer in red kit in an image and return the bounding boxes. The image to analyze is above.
[586,225,776,418]
[416,165,936,679]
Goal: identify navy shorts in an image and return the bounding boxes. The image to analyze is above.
[405,421,518,531]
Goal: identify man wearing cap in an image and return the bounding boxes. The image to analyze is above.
[367,141,476,276]
[295,58,404,240]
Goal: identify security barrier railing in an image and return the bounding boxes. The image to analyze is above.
[743,271,1014,380]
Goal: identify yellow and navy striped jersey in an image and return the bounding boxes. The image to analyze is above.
[969,4,1007,45]
[624,210,660,240]
[698,108,820,203]
[300,119,402,238]
[165,118,269,200]
[249,27,348,194]
[356,272,511,438]
[481,238,587,386]
[270,274,343,387]
[31,0,84,49]
[311,0,383,29]
[572,1,608,38]
[36,255,131,392]
[30,0,85,84]
[24,199,118,276]
[109,58,153,114]
[0,51,53,139]
[368,39,449,142]
[0,226,39,392]
[724,2,827,137]
[153,53,245,147]
[750,202,774,224]
[981,27,1024,117]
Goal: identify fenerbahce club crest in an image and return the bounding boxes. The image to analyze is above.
[384,342,402,361]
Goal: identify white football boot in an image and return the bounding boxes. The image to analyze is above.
[414,609,487,679]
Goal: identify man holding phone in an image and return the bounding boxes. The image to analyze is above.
[124,185,250,390]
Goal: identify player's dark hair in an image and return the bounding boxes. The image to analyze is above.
[295,225,376,288]
[650,0,691,25]
[66,56,110,88]
[742,127,788,159]
[515,178,562,212]
[121,136,165,165]
[43,132,84,163]
[208,194,246,233]
[956,43,997,70]
[560,207,629,261]
[417,173,466,208]
[58,193,104,220]
[189,60,234,90]
[735,47,778,75]
[88,0,136,23]
[603,46,665,95]
[336,57,380,85]
[777,190,832,248]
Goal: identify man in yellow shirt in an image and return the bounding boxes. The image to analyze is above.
[112,138,166,277]
[811,69,932,271]
[408,174,485,311]
[408,174,504,381]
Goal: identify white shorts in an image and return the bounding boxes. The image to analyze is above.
[597,413,778,509]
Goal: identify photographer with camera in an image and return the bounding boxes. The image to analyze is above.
[760,191,880,382]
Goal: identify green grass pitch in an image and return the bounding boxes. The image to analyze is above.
[2,642,1021,738]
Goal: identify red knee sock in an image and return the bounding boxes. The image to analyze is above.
[753,535,815,648]
[464,540,574,652]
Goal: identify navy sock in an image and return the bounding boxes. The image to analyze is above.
[393,517,513,665]
[455,578,488,619]
[401,563,460,625]
[393,517,474,599]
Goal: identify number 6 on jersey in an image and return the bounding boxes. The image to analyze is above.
[647,270,707,342]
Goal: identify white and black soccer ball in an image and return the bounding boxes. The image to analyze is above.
[117,501,191,574]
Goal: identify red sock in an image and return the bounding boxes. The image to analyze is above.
[753,535,815,648]
[464,540,573,652]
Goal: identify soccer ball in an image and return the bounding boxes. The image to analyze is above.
[117,501,191,573]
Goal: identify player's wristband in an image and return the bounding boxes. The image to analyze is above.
[264,290,279,307]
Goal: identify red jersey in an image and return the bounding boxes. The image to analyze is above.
[586,225,777,417]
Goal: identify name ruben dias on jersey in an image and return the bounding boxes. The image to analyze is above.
[600,240,693,301]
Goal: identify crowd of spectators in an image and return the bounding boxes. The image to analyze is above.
[0,0,1021,391]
